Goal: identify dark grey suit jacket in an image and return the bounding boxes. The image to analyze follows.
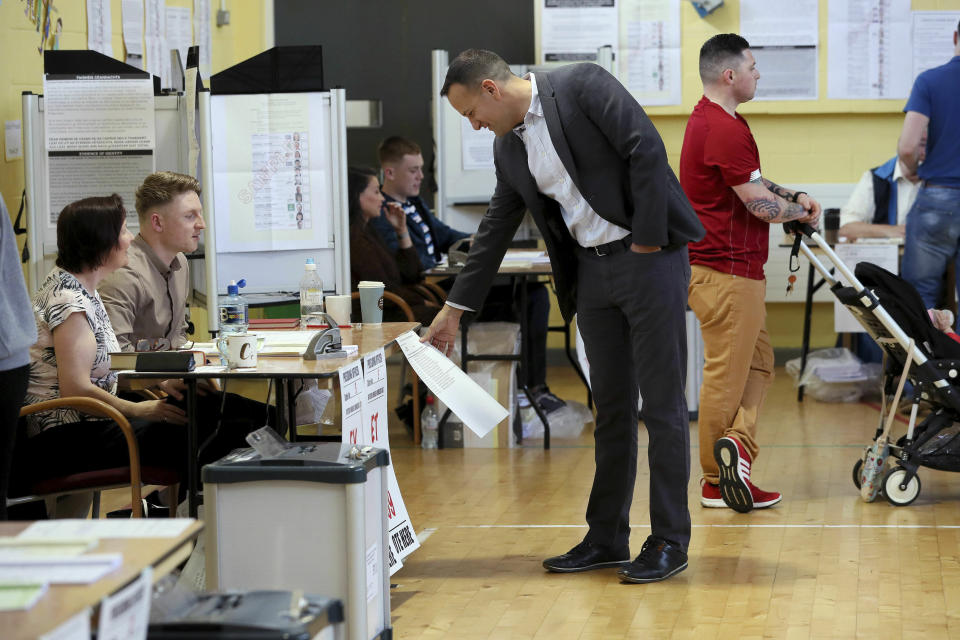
[447,63,704,323]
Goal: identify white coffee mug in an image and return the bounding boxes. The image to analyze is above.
[325,294,352,326]
[216,333,265,369]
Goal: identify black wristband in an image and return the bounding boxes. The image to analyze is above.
[792,191,807,203]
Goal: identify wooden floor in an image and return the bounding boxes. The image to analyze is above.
[385,365,960,639]
[99,362,960,638]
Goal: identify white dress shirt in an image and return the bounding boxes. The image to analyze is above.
[516,74,629,249]
[446,74,629,314]
[839,159,920,228]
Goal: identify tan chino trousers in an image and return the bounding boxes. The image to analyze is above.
[688,264,775,484]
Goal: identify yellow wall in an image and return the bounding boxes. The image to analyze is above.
[544,0,956,351]
[0,0,268,265]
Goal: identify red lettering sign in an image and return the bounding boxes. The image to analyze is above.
[370,412,379,443]
[387,490,396,519]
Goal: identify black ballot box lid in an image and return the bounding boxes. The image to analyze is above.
[148,590,343,639]
[202,442,389,486]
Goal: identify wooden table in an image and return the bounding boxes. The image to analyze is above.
[0,520,203,640]
[120,322,420,517]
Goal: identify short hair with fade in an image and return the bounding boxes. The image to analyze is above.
[55,194,126,273]
[699,33,751,84]
[440,49,513,97]
[378,136,422,166]
[134,171,201,222]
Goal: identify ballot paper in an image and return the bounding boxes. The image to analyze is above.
[395,331,509,438]
[18,519,194,540]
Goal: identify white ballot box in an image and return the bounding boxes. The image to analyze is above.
[203,443,390,640]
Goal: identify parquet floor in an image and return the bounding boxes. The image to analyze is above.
[385,365,960,639]
[101,362,960,638]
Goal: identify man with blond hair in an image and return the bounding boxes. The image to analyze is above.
[100,172,270,507]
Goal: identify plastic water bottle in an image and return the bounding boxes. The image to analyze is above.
[300,258,324,328]
[421,394,439,449]
[219,279,248,335]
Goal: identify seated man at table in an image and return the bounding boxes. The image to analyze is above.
[98,171,275,448]
[372,135,564,412]
[838,154,920,242]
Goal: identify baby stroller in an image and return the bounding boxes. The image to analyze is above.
[786,221,960,506]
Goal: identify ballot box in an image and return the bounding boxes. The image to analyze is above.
[202,443,391,640]
[148,590,344,640]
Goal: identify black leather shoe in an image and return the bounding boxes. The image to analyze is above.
[543,540,630,573]
[618,536,687,584]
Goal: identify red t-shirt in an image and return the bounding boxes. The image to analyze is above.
[680,96,768,280]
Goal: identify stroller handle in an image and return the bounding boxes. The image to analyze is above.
[783,221,818,237]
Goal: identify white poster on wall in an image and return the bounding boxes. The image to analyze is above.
[740,0,819,101]
[833,243,899,333]
[827,0,912,100]
[460,118,495,171]
[911,11,960,80]
[620,0,681,106]
[542,0,619,63]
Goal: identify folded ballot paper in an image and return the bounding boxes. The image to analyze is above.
[395,331,509,438]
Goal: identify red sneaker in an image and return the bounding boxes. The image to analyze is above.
[700,480,726,508]
[701,477,780,510]
[714,436,782,512]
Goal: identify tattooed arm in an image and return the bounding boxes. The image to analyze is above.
[731,175,821,225]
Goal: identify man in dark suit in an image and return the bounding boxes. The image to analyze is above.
[423,49,704,583]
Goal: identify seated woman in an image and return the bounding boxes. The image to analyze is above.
[348,166,439,326]
[15,195,239,514]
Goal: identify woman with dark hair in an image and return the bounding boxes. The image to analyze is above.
[348,167,439,325]
[16,195,188,515]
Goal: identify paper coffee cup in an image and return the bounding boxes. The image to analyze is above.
[357,281,385,324]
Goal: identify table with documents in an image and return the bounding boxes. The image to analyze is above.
[0,518,203,640]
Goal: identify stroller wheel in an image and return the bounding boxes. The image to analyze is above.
[852,459,863,490]
[882,468,921,507]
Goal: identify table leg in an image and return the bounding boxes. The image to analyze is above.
[285,379,297,441]
[519,276,549,449]
[186,379,199,518]
[798,261,816,402]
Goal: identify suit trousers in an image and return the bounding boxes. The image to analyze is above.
[576,244,692,550]
[687,265,774,484]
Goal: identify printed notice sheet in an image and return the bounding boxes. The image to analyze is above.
[828,0,912,99]
[211,93,331,252]
[39,609,91,640]
[542,0,619,63]
[833,243,899,333]
[912,11,960,79]
[166,5,192,80]
[396,331,509,438]
[338,361,365,446]
[42,74,156,227]
[460,118,495,171]
[740,0,818,100]
[193,0,212,78]
[144,0,167,88]
[121,0,144,68]
[86,0,113,57]
[620,0,681,106]
[97,568,151,640]
[357,348,420,568]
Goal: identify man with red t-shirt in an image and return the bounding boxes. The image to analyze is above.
[680,34,822,513]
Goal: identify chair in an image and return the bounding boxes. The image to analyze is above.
[351,290,424,444]
[9,397,179,518]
